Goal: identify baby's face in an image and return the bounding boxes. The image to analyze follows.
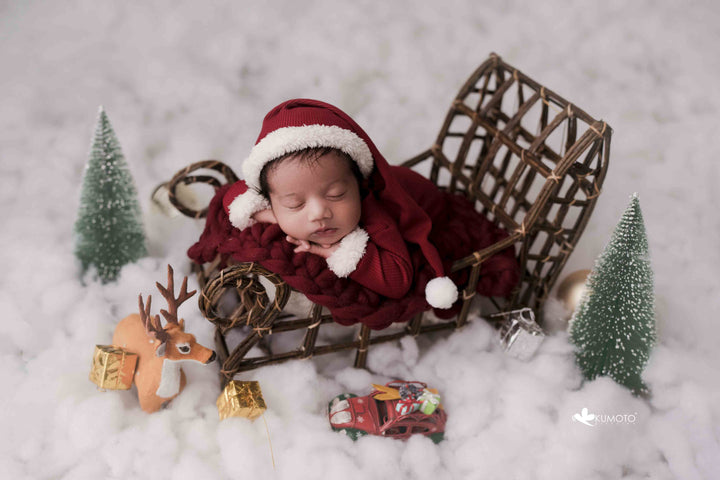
[266,150,361,245]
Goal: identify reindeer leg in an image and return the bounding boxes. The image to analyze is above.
[139,392,167,413]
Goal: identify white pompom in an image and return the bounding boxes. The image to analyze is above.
[228,190,270,231]
[425,277,459,309]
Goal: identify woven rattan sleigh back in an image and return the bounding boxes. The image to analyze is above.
[166,54,611,382]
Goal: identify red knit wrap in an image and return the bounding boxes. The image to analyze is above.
[188,171,520,330]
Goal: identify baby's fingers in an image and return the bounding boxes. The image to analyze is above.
[290,238,312,253]
[286,236,309,248]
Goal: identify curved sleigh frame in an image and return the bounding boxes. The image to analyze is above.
[165,53,611,383]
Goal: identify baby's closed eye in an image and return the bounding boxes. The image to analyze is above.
[326,190,346,200]
[283,202,304,210]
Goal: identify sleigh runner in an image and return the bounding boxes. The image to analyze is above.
[164,54,611,383]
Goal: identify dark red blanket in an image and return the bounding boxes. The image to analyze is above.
[189,184,519,330]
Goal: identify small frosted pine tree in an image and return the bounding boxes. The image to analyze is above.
[74,107,147,282]
[569,194,656,397]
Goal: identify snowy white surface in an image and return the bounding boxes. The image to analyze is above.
[1,1,719,479]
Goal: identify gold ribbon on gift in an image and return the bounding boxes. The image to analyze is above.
[217,380,267,420]
[89,345,138,390]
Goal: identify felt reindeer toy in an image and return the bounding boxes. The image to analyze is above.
[112,265,216,413]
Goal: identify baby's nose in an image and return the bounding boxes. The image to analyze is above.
[308,200,332,220]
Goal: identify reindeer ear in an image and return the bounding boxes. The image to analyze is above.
[179,318,185,330]
[155,341,167,357]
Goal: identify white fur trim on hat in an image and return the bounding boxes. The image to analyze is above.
[425,276,459,309]
[227,189,271,231]
[242,125,374,189]
[325,227,369,278]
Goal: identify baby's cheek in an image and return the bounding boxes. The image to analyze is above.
[276,215,310,241]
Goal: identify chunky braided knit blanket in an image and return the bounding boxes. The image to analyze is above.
[189,184,519,330]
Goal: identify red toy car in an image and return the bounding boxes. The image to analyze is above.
[328,381,446,443]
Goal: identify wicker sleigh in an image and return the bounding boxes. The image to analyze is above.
[165,53,611,383]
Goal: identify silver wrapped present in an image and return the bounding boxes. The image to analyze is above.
[491,308,545,361]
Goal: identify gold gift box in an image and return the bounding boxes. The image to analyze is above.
[89,345,138,390]
[217,380,267,420]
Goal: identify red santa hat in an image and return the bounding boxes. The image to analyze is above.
[227,98,458,309]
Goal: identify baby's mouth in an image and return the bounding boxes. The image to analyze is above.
[313,227,338,237]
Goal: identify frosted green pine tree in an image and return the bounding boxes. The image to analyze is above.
[569,194,656,397]
[74,107,147,283]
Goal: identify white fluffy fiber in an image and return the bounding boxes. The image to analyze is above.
[325,227,369,277]
[2,1,719,479]
[243,125,374,189]
[227,188,270,231]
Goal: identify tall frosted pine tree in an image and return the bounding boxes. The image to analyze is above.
[74,107,147,283]
[569,194,656,397]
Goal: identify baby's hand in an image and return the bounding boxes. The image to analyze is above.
[286,236,340,259]
[252,208,277,224]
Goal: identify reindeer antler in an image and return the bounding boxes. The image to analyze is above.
[156,265,197,325]
[138,293,169,343]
